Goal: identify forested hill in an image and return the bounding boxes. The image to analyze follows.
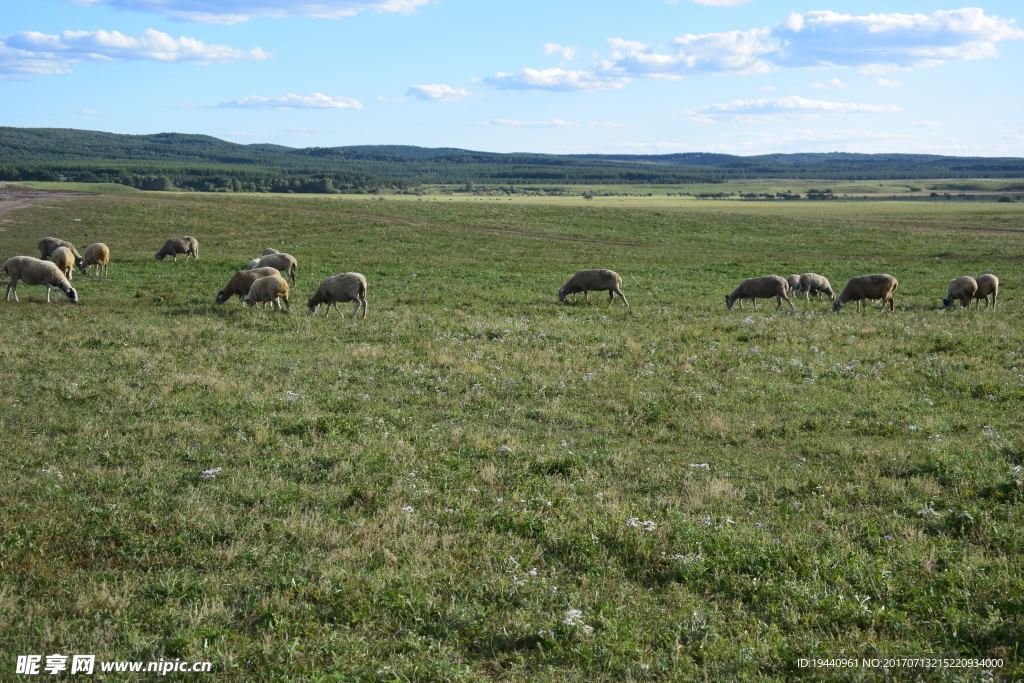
[2,126,1023,193]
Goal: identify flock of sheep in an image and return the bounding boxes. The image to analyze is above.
[724,272,998,313]
[1,236,369,317]
[0,235,1001,317]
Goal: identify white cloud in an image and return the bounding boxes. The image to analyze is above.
[476,118,579,128]
[216,92,363,109]
[64,0,429,24]
[377,96,406,104]
[482,67,630,92]
[78,109,97,114]
[0,28,267,76]
[877,78,903,87]
[406,84,471,102]
[774,8,1024,69]
[685,95,901,122]
[543,43,577,60]
[687,0,753,5]
[610,29,776,77]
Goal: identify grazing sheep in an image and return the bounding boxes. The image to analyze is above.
[786,274,802,293]
[215,267,282,305]
[3,256,78,303]
[307,272,368,318]
[255,252,297,284]
[38,237,85,271]
[832,274,898,313]
[725,275,795,311]
[79,243,110,276]
[973,274,999,309]
[248,258,260,270]
[47,247,75,281]
[155,236,199,261]
[558,269,628,306]
[799,273,836,301]
[943,276,978,308]
[245,275,290,311]
[263,248,280,256]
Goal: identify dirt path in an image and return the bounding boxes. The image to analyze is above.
[0,189,97,220]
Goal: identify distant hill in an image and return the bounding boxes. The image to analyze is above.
[2,127,1023,193]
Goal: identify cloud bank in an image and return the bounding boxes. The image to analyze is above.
[482,8,1023,91]
[64,0,429,24]
[216,92,362,109]
[406,84,472,101]
[0,28,268,76]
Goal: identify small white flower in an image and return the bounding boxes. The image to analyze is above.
[401,506,414,513]
[958,511,974,520]
[200,467,221,479]
[688,463,709,469]
[563,609,585,626]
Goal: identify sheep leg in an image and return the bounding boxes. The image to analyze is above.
[584,290,590,302]
[352,300,361,318]
[608,290,614,305]
[361,297,368,318]
[615,288,629,306]
[5,281,15,302]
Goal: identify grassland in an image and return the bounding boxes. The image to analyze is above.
[1,186,1023,681]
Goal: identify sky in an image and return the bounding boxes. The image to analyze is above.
[2,0,1024,156]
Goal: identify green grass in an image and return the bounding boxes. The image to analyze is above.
[1,191,1023,681]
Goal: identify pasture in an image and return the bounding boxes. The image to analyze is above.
[1,188,1023,681]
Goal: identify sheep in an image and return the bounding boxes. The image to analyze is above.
[215,267,282,305]
[799,273,836,301]
[248,258,260,270]
[725,275,795,311]
[263,248,280,256]
[832,274,898,313]
[786,274,802,293]
[3,256,78,303]
[79,243,110,276]
[245,275,290,311]
[973,274,999,309]
[47,246,75,281]
[558,269,628,306]
[38,237,85,271]
[155,236,199,261]
[254,252,297,284]
[307,272,368,318]
[943,276,978,308]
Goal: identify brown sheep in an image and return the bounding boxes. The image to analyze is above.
[832,274,898,313]
[79,243,111,276]
[307,272,368,318]
[215,267,282,305]
[558,269,628,306]
[973,274,999,309]
[155,236,199,261]
[943,276,978,308]
[725,275,794,311]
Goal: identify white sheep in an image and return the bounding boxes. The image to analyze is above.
[47,247,75,281]
[79,243,110,277]
[799,273,836,301]
[155,236,199,261]
[832,274,898,313]
[248,258,261,270]
[558,269,628,306]
[973,274,999,309]
[307,272,368,318]
[3,256,78,303]
[216,267,282,305]
[245,275,290,311]
[255,252,297,284]
[786,274,801,293]
[725,275,795,311]
[943,276,978,308]
[263,248,280,256]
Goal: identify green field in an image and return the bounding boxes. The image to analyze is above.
[1,188,1023,681]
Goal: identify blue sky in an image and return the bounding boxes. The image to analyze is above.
[2,0,1023,156]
